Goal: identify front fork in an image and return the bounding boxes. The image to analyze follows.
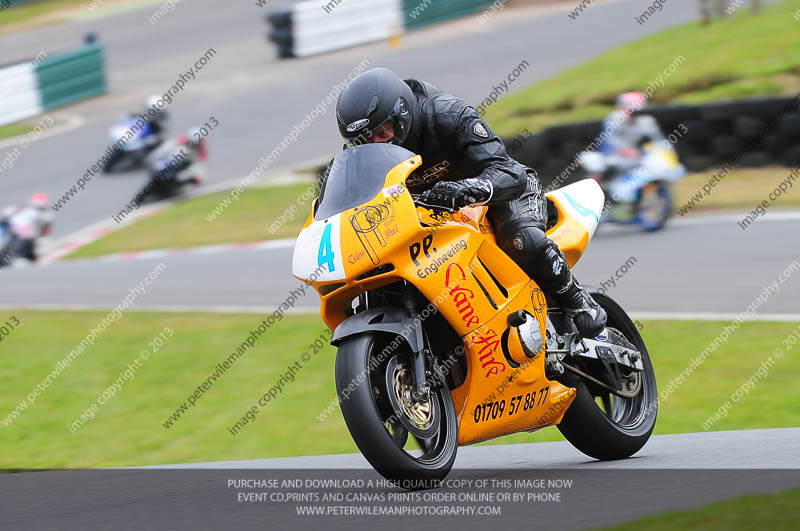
[354,287,433,403]
[401,284,433,404]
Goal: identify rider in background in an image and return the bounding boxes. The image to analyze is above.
[148,127,207,186]
[0,193,53,263]
[138,95,169,149]
[599,92,666,173]
[143,95,170,139]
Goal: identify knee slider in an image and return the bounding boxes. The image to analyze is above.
[502,226,571,291]
[500,224,546,255]
[500,226,541,270]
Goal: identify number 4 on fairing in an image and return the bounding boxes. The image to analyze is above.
[292,212,345,282]
[318,223,336,272]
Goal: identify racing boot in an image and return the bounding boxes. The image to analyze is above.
[554,276,607,338]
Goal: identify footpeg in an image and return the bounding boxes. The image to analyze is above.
[508,311,543,359]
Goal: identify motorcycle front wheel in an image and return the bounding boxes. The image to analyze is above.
[0,237,19,268]
[103,149,138,174]
[335,333,458,485]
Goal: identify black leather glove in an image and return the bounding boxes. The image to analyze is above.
[414,178,493,212]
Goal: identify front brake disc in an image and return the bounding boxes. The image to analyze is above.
[385,355,438,439]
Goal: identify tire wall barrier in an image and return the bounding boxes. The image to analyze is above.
[0,42,106,126]
[267,0,493,58]
[501,96,800,187]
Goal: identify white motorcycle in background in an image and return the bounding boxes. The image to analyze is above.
[102,115,163,174]
[580,142,686,231]
[0,210,41,268]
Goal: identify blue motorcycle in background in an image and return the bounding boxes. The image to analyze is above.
[102,115,163,173]
[580,142,686,231]
[0,220,27,268]
[0,222,13,268]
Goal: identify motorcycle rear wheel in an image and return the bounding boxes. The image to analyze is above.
[556,292,658,460]
[636,183,672,231]
[335,333,458,485]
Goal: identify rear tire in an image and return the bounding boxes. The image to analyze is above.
[557,292,657,460]
[636,183,671,232]
[335,333,458,484]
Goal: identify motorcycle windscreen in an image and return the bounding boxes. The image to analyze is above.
[315,143,416,221]
[111,117,152,150]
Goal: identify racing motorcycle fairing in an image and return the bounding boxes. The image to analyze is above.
[292,144,612,445]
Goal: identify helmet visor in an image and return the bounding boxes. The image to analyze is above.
[344,97,412,148]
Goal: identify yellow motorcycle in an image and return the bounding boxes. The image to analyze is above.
[292,143,657,483]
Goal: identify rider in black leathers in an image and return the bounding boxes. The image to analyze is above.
[330,68,606,337]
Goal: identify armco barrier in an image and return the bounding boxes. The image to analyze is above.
[35,43,106,110]
[0,62,42,126]
[3,0,43,6]
[267,0,494,58]
[502,95,800,186]
[0,42,106,127]
[268,0,402,58]
[404,0,493,29]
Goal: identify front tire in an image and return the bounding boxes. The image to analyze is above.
[0,237,19,268]
[557,292,657,460]
[103,149,138,174]
[335,333,458,484]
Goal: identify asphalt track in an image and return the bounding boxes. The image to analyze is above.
[2,429,798,530]
[152,427,800,470]
[1,0,706,237]
[2,212,798,314]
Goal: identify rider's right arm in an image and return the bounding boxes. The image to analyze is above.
[429,95,528,204]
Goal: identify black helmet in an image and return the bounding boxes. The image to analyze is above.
[336,68,416,149]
